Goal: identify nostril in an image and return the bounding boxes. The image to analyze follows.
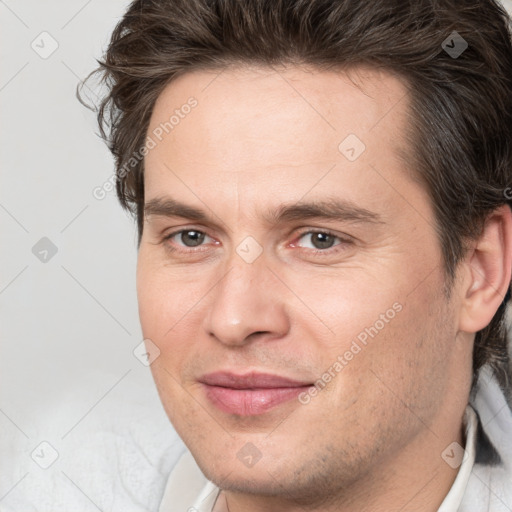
[248,331,270,340]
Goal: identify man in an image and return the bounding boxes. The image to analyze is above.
[82,0,512,510]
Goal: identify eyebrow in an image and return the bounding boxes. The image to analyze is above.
[144,196,384,227]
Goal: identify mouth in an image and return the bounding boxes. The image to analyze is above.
[198,371,314,416]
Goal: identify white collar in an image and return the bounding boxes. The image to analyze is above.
[158,448,219,512]
[437,404,478,511]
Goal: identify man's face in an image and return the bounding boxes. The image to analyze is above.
[137,66,468,503]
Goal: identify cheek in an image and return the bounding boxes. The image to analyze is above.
[137,254,198,336]
[136,255,215,380]
[355,284,452,411]
[136,267,168,340]
[280,267,408,356]
[313,268,449,397]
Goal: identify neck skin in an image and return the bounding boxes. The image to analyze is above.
[212,400,469,512]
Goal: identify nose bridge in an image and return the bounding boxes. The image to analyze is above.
[202,250,289,346]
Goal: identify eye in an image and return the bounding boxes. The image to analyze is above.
[160,227,351,257]
[292,229,351,254]
[163,229,215,250]
[298,231,338,250]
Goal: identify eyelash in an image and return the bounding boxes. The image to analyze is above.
[161,228,352,257]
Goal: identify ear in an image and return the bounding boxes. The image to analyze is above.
[458,204,512,333]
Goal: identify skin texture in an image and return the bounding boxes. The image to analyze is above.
[136,65,512,511]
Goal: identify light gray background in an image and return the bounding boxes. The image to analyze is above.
[1,1,185,511]
[2,0,512,511]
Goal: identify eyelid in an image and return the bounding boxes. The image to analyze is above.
[290,228,353,251]
[160,226,353,255]
[294,227,352,240]
[161,227,217,252]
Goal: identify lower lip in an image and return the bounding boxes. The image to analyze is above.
[202,384,312,416]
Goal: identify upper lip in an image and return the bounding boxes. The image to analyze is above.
[199,371,313,389]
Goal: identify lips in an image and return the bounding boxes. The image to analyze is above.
[200,371,311,389]
[199,371,314,416]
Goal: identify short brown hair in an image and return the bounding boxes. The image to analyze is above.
[80,0,512,390]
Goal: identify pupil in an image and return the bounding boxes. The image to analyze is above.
[313,233,334,249]
[182,230,205,247]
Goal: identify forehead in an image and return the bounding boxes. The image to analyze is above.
[144,65,419,218]
[148,65,409,155]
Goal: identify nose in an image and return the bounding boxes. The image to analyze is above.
[202,254,290,347]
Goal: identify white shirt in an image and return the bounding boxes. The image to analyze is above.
[159,404,478,512]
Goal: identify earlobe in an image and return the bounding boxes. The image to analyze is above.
[458,204,512,334]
